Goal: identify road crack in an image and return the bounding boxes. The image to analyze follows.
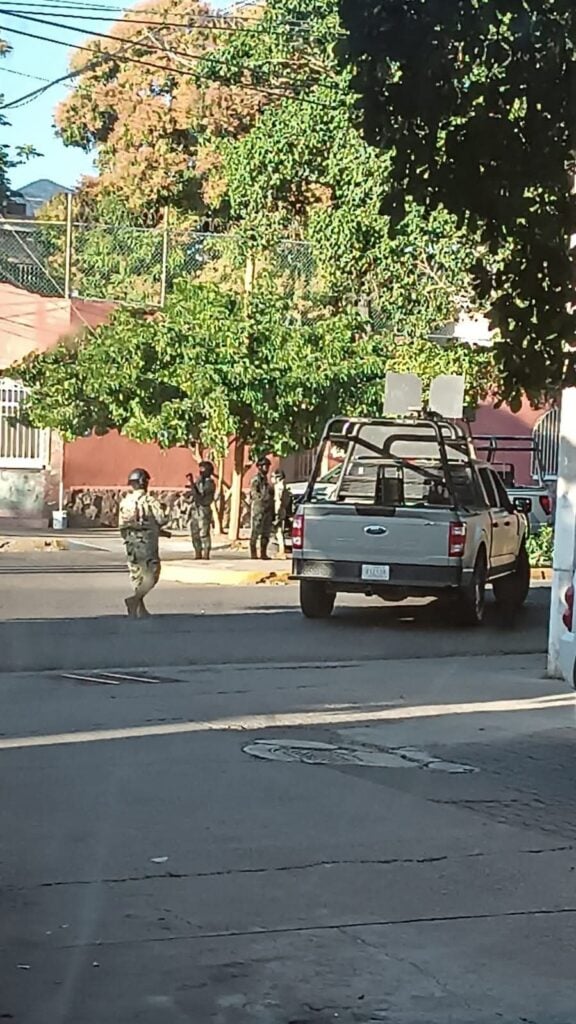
[9,844,573,893]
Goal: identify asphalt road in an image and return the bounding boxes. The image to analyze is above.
[2,551,574,1023]
[0,550,551,672]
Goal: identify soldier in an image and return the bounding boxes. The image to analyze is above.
[118,468,168,618]
[271,469,293,558]
[188,460,216,560]
[250,456,274,559]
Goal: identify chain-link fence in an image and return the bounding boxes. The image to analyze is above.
[0,216,315,307]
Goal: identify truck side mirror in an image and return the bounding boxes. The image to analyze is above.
[513,497,532,514]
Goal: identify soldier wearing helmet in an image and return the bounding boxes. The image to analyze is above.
[249,456,274,559]
[118,468,168,618]
[186,460,216,560]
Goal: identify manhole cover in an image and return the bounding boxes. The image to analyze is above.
[242,739,477,773]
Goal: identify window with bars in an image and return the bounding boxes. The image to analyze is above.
[0,377,49,469]
[532,406,560,481]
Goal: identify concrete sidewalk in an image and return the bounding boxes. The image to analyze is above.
[1,534,291,586]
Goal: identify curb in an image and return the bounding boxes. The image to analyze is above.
[0,537,69,553]
[530,568,552,582]
[161,564,292,587]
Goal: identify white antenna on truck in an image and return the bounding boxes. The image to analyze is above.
[383,371,465,420]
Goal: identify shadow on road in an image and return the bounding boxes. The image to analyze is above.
[0,587,550,673]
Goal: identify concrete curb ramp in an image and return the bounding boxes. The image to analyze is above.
[531,568,552,582]
[162,561,292,587]
[0,536,69,553]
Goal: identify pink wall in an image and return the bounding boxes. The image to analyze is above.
[64,431,279,491]
[474,398,547,485]
[64,432,200,490]
[0,283,115,368]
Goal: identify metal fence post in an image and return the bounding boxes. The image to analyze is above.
[159,206,170,307]
[63,192,73,299]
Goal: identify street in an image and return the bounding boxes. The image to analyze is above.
[1,552,575,1023]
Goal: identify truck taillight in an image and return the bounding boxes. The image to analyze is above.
[539,494,552,517]
[448,522,467,558]
[292,512,304,551]
[563,585,574,632]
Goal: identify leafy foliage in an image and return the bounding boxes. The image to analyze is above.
[340,0,576,404]
[526,525,554,568]
[13,282,494,456]
[198,0,483,342]
[55,0,263,214]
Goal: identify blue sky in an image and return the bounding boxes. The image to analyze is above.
[0,1,227,190]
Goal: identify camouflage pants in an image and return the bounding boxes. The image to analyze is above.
[190,509,212,558]
[274,521,287,557]
[128,559,161,600]
[250,508,273,547]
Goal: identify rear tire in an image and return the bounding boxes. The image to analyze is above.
[458,552,487,627]
[493,544,530,610]
[300,580,335,619]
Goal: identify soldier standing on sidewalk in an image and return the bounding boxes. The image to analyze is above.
[271,469,293,558]
[188,461,216,560]
[119,468,168,618]
[250,457,274,559]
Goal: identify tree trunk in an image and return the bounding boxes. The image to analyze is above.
[228,440,245,542]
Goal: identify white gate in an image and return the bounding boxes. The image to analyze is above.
[532,406,560,481]
[0,377,49,468]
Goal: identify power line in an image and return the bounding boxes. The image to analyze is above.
[0,1,307,27]
[0,15,331,110]
[1,9,309,34]
[0,62,50,78]
[0,8,304,71]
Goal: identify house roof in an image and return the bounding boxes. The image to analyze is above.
[14,179,73,218]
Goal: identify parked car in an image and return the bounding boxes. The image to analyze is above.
[289,465,342,505]
[473,435,554,534]
[292,415,531,626]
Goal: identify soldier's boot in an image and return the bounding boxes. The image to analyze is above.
[137,599,151,619]
[250,542,258,559]
[124,596,139,618]
[260,539,270,561]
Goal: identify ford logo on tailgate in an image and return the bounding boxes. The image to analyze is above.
[364,525,388,537]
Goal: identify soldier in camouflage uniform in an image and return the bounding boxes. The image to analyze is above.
[119,468,168,618]
[271,469,293,558]
[187,461,216,560]
[250,457,274,559]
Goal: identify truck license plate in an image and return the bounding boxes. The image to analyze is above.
[361,564,390,582]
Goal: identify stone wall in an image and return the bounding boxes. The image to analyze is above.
[66,488,251,531]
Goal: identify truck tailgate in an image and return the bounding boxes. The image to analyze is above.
[301,504,453,567]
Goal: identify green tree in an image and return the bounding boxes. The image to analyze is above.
[339,0,576,405]
[12,282,493,454]
[197,0,485,340]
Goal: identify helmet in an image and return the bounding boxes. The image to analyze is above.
[128,468,150,489]
[199,460,215,477]
[257,457,271,471]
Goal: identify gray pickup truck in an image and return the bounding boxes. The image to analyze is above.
[292,415,531,626]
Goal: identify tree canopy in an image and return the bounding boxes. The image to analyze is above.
[339,0,576,405]
[13,283,494,456]
[54,0,263,216]
[195,0,485,341]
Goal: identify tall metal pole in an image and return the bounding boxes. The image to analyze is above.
[159,206,170,307]
[63,191,73,299]
[547,388,576,677]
